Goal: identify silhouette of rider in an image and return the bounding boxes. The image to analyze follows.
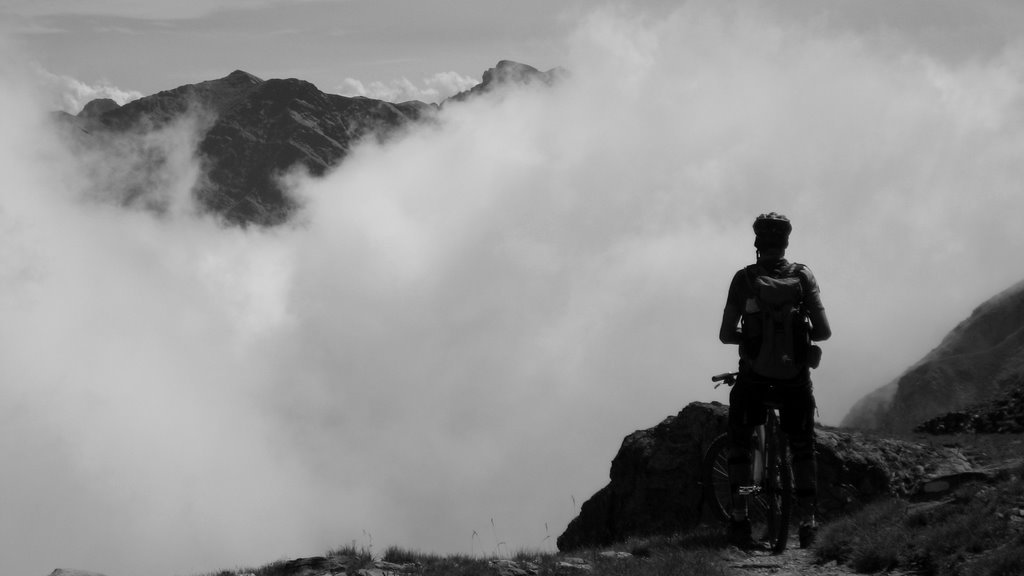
[718,212,832,549]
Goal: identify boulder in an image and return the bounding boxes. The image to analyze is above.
[557,401,973,551]
[557,402,727,552]
[275,556,350,576]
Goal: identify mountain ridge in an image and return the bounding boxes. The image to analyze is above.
[54,61,563,225]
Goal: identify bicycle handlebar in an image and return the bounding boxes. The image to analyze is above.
[711,372,738,388]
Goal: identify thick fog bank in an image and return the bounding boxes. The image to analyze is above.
[3,3,1024,575]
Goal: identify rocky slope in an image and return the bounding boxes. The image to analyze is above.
[843,278,1024,432]
[556,402,973,551]
[53,61,563,225]
[915,380,1024,434]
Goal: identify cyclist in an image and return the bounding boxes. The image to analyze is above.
[718,212,832,549]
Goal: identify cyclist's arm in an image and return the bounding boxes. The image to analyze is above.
[808,307,832,341]
[720,270,746,345]
[720,304,743,345]
[798,265,832,341]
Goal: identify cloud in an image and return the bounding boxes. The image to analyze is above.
[5,3,1024,576]
[32,65,143,113]
[338,71,480,103]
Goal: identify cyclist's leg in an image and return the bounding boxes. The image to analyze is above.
[779,378,818,529]
[728,380,766,520]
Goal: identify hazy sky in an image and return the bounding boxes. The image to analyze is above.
[3,1,1024,576]
[5,0,1024,103]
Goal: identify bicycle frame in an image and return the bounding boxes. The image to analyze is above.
[706,372,793,553]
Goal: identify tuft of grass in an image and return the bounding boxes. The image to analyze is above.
[815,498,908,570]
[381,545,439,564]
[327,541,375,566]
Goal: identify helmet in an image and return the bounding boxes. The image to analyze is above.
[753,212,791,249]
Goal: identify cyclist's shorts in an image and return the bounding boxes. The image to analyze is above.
[728,375,816,438]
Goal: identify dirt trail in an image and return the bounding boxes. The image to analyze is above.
[721,546,911,576]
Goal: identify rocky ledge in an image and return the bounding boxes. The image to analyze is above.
[557,402,975,551]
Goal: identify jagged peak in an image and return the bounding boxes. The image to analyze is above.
[486,60,541,78]
[445,60,567,105]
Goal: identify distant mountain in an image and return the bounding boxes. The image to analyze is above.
[446,60,567,103]
[843,278,1024,432]
[53,61,564,225]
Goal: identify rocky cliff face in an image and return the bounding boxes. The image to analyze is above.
[556,402,973,551]
[843,278,1024,432]
[194,74,432,223]
[54,61,560,225]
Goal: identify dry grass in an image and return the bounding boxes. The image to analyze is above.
[196,527,732,576]
[376,528,732,576]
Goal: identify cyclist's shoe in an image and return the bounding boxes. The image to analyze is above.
[727,518,761,550]
[798,523,817,549]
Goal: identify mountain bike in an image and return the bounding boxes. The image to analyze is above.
[702,372,793,554]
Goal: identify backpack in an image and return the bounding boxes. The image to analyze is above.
[741,262,811,379]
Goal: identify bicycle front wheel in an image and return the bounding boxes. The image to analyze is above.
[702,433,732,523]
[702,431,778,528]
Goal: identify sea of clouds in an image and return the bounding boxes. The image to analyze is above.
[3,3,1024,576]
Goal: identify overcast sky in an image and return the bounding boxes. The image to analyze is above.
[3,1,1024,576]
[5,0,1024,103]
